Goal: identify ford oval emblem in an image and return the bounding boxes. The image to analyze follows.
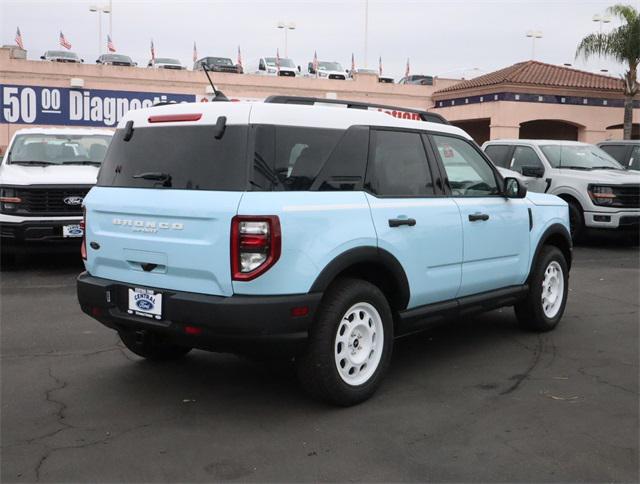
[136,299,154,311]
[64,196,84,206]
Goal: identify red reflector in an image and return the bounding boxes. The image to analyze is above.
[239,234,268,248]
[291,306,309,317]
[91,307,102,317]
[184,326,202,335]
[0,197,21,203]
[148,113,203,123]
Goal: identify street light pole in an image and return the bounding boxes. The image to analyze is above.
[90,5,111,56]
[277,21,296,58]
[526,30,543,60]
[592,14,611,72]
[364,0,368,68]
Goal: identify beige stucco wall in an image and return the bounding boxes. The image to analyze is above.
[0,47,461,151]
[432,84,640,143]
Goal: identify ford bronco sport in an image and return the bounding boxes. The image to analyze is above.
[77,97,572,405]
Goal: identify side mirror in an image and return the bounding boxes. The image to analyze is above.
[521,165,545,178]
[134,62,138,66]
[40,55,45,60]
[96,59,101,64]
[504,177,527,199]
[81,59,85,63]
[298,65,301,72]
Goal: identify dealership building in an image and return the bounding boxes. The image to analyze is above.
[0,46,638,152]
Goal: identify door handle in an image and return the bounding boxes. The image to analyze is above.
[468,213,489,222]
[388,218,416,228]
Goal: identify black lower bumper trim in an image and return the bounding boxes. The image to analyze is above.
[77,272,322,353]
[1,219,83,244]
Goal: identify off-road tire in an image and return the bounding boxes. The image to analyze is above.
[515,245,568,332]
[295,278,393,406]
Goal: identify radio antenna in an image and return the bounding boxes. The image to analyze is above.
[202,65,228,102]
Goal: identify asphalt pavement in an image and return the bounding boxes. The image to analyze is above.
[1,235,638,482]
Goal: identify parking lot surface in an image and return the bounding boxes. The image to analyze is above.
[1,237,638,483]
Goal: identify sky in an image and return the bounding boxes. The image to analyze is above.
[1,0,639,80]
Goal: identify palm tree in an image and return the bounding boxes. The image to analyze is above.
[576,4,639,139]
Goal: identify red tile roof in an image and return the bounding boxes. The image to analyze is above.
[434,60,624,95]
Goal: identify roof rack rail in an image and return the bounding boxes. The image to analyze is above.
[263,95,449,125]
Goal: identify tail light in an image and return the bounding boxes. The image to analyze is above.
[80,207,87,260]
[231,216,281,281]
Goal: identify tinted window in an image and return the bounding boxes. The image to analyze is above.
[511,146,544,173]
[599,144,629,164]
[98,125,248,190]
[432,135,499,196]
[630,146,640,170]
[313,126,369,191]
[484,144,512,168]
[251,125,344,191]
[367,130,433,196]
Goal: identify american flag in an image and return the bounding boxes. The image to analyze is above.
[59,31,72,50]
[313,50,318,77]
[15,27,24,50]
[237,45,243,73]
[378,56,382,76]
[107,34,116,53]
[351,53,355,74]
[405,58,410,78]
[150,39,156,61]
[192,41,198,63]
[276,48,280,73]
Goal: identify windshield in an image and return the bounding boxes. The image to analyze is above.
[48,50,78,59]
[318,61,342,71]
[540,144,624,170]
[104,54,132,62]
[156,58,180,65]
[357,68,377,74]
[265,57,296,68]
[8,134,112,165]
[207,57,233,66]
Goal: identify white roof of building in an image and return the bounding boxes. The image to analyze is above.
[118,101,471,139]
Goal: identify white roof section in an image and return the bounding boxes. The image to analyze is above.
[117,101,470,138]
[12,127,114,137]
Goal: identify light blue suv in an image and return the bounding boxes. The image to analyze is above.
[77,97,572,405]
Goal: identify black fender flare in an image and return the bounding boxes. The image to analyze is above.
[529,223,573,279]
[309,246,411,310]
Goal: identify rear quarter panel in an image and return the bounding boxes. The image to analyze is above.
[234,192,377,295]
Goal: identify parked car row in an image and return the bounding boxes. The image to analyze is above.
[37,50,428,84]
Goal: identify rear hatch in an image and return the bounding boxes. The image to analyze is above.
[83,103,252,296]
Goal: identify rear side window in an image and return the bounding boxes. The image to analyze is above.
[366,130,434,197]
[599,144,629,164]
[98,125,248,190]
[484,144,512,168]
[251,125,344,191]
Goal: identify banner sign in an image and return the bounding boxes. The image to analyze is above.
[0,84,196,128]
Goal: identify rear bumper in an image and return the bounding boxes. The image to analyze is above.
[77,272,321,353]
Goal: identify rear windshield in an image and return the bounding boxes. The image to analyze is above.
[97,125,248,190]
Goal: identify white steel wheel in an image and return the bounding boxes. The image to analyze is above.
[334,302,384,386]
[541,261,564,318]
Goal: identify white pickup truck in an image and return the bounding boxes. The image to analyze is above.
[483,139,640,239]
[0,127,112,261]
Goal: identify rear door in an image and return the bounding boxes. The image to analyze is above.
[84,105,251,296]
[365,129,462,308]
[429,134,530,297]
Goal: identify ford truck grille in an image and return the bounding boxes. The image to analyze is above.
[612,185,640,208]
[13,186,91,216]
